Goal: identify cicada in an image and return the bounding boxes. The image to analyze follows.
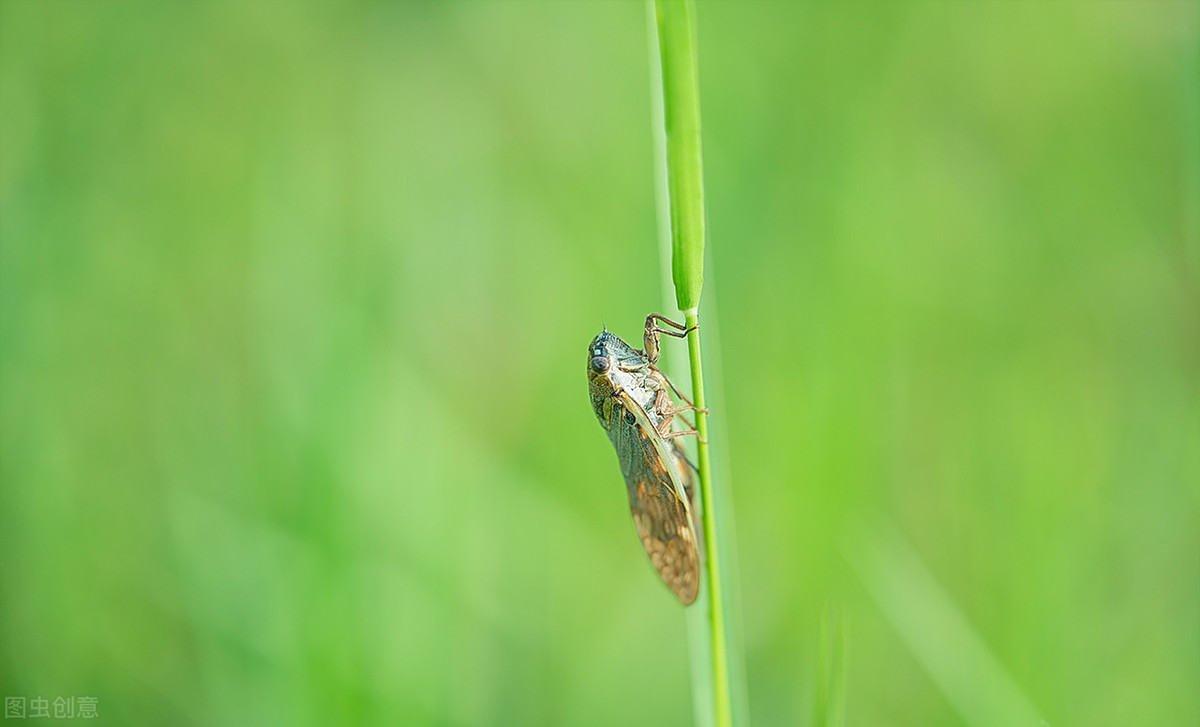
[587,314,706,605]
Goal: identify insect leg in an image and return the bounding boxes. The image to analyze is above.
[650,395,702,442]
[651,388,708,432]
[662,429,707,445]
[646,313,691,334]
[660,406,708,434]
[655,369,705,410]
[643,314,697,364]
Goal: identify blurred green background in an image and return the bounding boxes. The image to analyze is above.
[1,2,1197,725]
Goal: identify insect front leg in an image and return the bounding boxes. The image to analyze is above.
[643,314,696,365]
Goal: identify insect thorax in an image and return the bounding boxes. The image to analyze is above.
[587,330,673,432]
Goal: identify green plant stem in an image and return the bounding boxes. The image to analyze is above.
[651,2,734,726]
[684,308,731,727]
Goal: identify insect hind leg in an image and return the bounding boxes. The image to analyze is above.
[662,429,707,445]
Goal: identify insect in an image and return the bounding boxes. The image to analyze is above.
[587,314,706,605]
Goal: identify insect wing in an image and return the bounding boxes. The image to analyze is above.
[610,389,700,605]
[669,438,703,558]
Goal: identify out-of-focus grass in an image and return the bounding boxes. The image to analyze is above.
[0,2,1196,726]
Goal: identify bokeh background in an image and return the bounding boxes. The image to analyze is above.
[2,2,1197,725]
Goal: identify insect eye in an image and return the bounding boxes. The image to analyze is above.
[590,356,610,373]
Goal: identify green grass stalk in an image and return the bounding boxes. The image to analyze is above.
[683,308,730,727]
[649,2,735,726]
